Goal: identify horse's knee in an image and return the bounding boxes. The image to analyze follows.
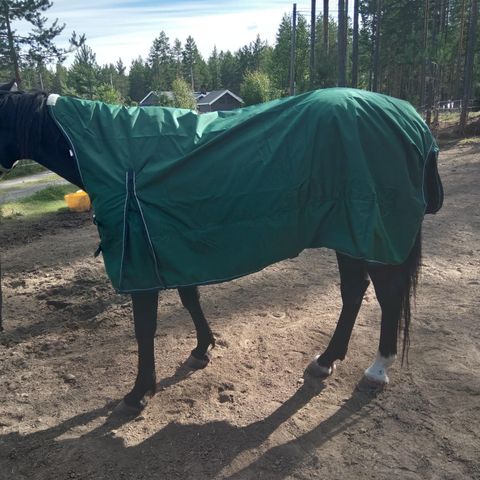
[336,252,370,305]
[340,278,370,306]
[131,292,158,339]
[178,286,200,310]
[369,266,407,309]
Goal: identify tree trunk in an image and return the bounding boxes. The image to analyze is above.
[454,0,467,99]
[338,0,347,86]
[459,0,478,131]
[290,3,297,95]
[351,0,359,87]
[310,0,317,89]
[323,0,329,52]
[3,1,22,86]
[420,0,430,110]
[372,0,382,92]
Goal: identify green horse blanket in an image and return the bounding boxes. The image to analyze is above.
[48,88,441,293]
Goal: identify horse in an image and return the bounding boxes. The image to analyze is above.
[0,80,443,415]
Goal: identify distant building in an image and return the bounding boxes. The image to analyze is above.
[139,89,244,112]
[196,90,244,113]
[139,91,174,107]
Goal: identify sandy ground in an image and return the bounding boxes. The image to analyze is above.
[0,142,478,480]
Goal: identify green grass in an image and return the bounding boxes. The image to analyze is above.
[0,173,67,194]
[458,136,480,145]
[437,110,480,125]
[1,184,78,219]
[0,161,47,181]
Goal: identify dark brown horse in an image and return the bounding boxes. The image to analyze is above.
[0,81,443,415]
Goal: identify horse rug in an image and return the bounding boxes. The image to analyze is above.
[48,88,443,293]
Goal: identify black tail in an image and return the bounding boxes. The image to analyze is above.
[399,229,422,364]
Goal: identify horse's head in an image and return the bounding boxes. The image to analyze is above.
[0,80,21,176]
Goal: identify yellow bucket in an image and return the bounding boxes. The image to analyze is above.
[64,190,91,212]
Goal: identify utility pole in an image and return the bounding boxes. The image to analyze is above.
[289,3,297,96]
[3,1,22,86]
[310,0,316,89]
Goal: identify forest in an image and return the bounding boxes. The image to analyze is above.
[1,0,479,122]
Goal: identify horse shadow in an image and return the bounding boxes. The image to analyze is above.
[0,371,380,479]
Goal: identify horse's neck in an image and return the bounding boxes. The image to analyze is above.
[34,97,84,189]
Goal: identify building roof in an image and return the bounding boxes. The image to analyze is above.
[196,89,243,106]
[139,89,243,107]
[139,91,173,105]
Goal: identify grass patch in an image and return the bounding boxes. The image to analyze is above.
[458,136,480,145]
[0,173,67,194]
[1,184,78,219]
[0,161,47,181]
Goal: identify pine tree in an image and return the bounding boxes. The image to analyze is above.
[148,31,173,91]
[182,35,207,91]
[128,56,149,103]
[171,38,183,79]
[208,46,221,90]
[219,50,240,91]
[68,44,98,99]
[270,14,293,94]
[0,0,84,86]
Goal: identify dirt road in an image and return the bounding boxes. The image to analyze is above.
[0,172,69,203]
[0,142,478,480]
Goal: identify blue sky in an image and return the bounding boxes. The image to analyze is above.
[40,0,296,67]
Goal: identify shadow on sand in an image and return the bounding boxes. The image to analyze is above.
[0,369,381,480]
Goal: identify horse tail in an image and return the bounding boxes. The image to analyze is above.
[399,228,422,365]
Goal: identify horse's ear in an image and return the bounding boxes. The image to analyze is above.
[0,80,18,92]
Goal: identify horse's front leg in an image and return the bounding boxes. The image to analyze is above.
[177,286,215,369]
[116,291,159,414]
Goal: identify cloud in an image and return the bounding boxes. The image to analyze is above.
[39,0,290,65]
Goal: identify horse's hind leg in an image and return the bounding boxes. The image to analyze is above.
[363,264,405,384]
[177,286,215,369]
[117,291,159,414]
[306,252,369,378]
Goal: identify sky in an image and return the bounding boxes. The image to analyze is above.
[36,0,301,67]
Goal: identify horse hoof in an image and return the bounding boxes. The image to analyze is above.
[185,352,210,370]
[363,369,389,386]
[304,355,336,378]
[112,399,145,417]
[363,353,396,385]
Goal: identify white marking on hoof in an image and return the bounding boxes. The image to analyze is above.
[185,353,210,370]
[305,355,336,378]
[364,352,396,385]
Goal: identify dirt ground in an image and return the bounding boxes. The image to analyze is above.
[0,142,478,480]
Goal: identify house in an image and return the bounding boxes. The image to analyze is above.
[139,91,174,107]
[196,90,244,113]
[139,89,244,112]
